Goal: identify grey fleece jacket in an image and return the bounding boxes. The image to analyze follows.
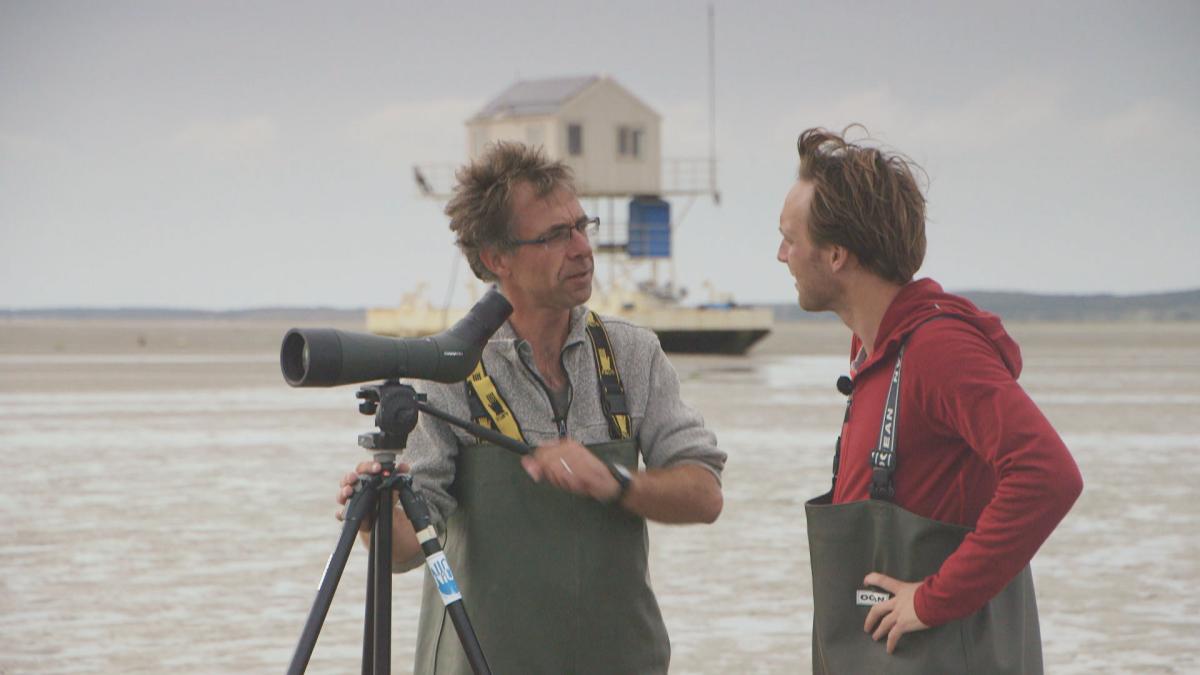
[403,305,726,529]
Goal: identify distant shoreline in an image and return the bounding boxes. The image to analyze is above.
[0,307,368,322]
[775,288,1200,322]
[3,288,1198,323]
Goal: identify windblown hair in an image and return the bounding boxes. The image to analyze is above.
[796,126,927,284]
[445,142,576,281]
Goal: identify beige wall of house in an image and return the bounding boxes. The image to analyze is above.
[465,77,661,196]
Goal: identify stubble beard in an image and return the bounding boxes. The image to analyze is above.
[796,275,837,313]
[569,276,593,308]
[560,257,594,308]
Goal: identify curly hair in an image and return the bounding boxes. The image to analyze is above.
[796,126,927,284]
[444,142,576,281]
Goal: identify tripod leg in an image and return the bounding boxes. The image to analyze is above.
[444,594,491,674]
[362,530,375,675]
[373,462,394,675]
[289,478,379,675]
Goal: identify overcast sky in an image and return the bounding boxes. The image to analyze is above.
[2,0,1197,309]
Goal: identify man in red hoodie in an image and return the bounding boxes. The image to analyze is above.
[779,127,1083,673]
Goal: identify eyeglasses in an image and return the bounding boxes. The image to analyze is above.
[509,216,600,248]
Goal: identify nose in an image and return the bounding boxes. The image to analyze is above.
[776,239,788,263]
[567,225,592,257]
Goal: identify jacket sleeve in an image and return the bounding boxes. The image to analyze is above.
[908,323,1083,626]
[635,332,726,481]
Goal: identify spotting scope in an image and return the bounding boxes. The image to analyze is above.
[280,288,512,387]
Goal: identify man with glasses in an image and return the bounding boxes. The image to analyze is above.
[336,142,725,674]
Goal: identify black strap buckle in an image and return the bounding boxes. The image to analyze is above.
[599,374,629,414]
[870,466,895,501]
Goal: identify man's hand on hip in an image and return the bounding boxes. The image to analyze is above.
[862,572,931,654]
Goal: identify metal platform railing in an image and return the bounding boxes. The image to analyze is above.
[413,157,718,202]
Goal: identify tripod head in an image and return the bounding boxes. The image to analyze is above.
[356,380,423,453]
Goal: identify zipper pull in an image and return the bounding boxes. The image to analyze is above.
[556,417,568,438]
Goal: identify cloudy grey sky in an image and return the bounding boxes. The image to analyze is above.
[2,0,1197,309]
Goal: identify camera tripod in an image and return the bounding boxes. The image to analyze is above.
[287,379,531,675]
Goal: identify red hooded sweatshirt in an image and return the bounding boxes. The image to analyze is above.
[836,279,1083,627]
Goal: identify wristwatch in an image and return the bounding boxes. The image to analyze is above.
[606,461,633,502]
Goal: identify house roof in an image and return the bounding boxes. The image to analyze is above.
[470,75,601,120]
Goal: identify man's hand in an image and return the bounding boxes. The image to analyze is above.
[862,572,930,654]
[335,460,411,532]
[521,439,621,502]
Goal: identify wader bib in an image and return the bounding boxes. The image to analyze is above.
[414,313,669,674]
[805,337,1043,674]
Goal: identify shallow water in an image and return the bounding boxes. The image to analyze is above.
[1,320,1197,673]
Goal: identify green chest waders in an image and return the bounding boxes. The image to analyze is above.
[413,439,668,675]
[804,341,1043,674]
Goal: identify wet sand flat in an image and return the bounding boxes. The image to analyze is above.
[1,319,1197,673]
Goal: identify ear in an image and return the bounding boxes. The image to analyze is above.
[479,246,511,280]
[827,244,852,273]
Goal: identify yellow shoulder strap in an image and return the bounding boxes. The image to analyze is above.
[585,311,632,440]
[465,360,525,443]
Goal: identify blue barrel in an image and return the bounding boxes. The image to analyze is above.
[628,197,671,258]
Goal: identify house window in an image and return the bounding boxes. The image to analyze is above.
[618,126,643,158]
[568,123,583,156]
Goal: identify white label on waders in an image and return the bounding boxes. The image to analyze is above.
[427,551,462,605]
[855,588,892,606]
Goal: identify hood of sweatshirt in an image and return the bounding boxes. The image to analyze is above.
[850,278,1022,378]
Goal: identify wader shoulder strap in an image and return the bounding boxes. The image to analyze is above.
[868,315,963,501]
[585,311,632,440]
[869,347,906,501]
[465,360,526,444]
